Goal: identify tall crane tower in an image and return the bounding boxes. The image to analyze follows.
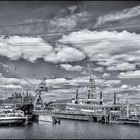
[33,78,48,110]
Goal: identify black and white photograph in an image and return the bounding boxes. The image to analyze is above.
[0,0,140,139]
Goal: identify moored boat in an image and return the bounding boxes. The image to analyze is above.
[50,76,127,122]
[0,105,26,125]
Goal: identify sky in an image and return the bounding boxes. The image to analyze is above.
[0,1,140,103]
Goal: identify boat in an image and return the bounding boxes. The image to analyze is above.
[109,118,140,125]
[50,76,127,122]
[0,105,27,125]
[2,89,35,121]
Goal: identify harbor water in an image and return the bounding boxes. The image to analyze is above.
[0,120,140,139]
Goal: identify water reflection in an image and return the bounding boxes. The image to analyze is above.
[0,120,140,139]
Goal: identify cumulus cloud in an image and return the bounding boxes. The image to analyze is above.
[107,62,136,71]
[0,84,22,89]
[104,80,121,86]
[1,29,140,66]
[46,78,68,87]
[0,76,41,91]
[59,30,140,56]
[0,77,39,86]
[119,70,140,78]
[0,35,87,63]
[49,16,77,31]
[58,29,140,70]
[60,64,83,71]
[95,5,140,27]
[120,85,140,92]
[93,67,104,72]
[102,73,110,80]
[0,36,53,62]
[69,76,120,88]
[47,4,89,33]
[121,84,128,89]
[44,44,85,63]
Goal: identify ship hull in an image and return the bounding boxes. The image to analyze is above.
[0,117,26,125]
[52,112,90,121]
[39,114,53,122]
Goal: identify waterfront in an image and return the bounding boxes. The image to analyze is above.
[0,120,140,139]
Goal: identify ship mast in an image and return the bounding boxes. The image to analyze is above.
[87,64,96,99]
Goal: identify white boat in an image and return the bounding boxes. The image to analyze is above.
[0,106,26,125]
[51,76,127,122]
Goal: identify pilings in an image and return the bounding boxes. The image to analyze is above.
[52,117,61,124]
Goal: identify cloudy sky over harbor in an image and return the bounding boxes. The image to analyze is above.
[0,1,140,102]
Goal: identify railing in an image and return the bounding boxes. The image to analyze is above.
[33,109,103,117]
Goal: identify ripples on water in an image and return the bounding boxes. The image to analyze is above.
[0,120,140,139]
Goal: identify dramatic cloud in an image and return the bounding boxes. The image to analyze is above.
[119,70,140,78]
[0,35,86,63]
[49,13,87,32]
[60,64,83,71]
[44,44,85,63]
[1,29,140,66]
[95,5,140,27]
[59,29,140,70]
[0,36,53,62]
[46,5,90,33]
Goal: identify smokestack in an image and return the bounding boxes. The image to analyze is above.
[100,91,102,104]
[114,93,117,104]
[88,89,90,99]
[75,89,79,104]
[76,89,78,100]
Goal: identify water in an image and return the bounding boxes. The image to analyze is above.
[0,120,140,139]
